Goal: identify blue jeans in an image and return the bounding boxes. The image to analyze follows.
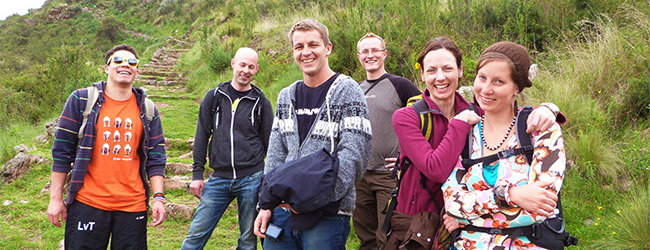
[262,207,350,250]
[181,171,262,250]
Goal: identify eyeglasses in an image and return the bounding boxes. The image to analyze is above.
[357,48,386,56]
[107,55,140,68]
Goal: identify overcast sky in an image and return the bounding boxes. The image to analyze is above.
[0,0,47,21]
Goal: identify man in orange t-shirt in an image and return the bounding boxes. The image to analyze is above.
[48,44,167,250]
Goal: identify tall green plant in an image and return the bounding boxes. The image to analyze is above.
[595,186,650,249]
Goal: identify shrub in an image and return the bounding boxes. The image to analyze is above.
[96,16,126,43]
[566,129,621,182]
[205,45,232,73]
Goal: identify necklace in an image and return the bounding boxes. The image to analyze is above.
[481,116,516,151]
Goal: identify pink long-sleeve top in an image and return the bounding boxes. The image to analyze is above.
[392,89,476,215]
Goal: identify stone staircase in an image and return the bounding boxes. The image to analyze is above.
[136,36,192,86]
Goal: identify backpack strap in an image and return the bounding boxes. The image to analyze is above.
[515,106,534,165]
[144,98,155,124]
[411,99,434,141]
[460,103,479,166]
[210,89,222,130]
[78,84,100,141]
[381,152,411,233]
[461,106,534,168]
[255,91,265,129]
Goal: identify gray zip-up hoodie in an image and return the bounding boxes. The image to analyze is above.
[265,74,372,213]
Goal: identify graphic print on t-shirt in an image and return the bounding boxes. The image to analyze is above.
[94,97,142,162]
[100,114,135,160]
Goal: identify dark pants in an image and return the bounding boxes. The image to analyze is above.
[353,170,396,250]
[65,200,147,250]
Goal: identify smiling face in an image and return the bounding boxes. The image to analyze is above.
[291,29,332,78]
[473,59,519,114]
[357,37,387,76]
[104,50,139,86]
[231,48,259,89]
[420,48,463,104]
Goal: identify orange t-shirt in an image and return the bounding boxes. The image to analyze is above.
[76,93,146,212]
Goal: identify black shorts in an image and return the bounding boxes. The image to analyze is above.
[65,200,147,250]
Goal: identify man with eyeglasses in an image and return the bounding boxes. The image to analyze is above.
[353,33,421,250]
[181,47,273,250]
[48,44,167,250]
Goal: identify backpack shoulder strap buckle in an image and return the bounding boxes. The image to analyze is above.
[497,148,515,159]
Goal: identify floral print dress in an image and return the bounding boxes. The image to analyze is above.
[442,122,565,250]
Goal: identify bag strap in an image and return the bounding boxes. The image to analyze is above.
[461,106,534,169]
[144,98,155,124]
[78,84,101,142]
[381,152,412,233]
[325,74,345,153]
[411,99,434,141]
[362,73,387,95]
[460,103,479,165]
[211,88,222,117]
[515,106,534,165]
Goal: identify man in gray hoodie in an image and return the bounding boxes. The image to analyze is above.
[254,19,372,249]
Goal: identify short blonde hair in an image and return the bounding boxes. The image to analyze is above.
[357,32,386,51]
[288,19,330,47]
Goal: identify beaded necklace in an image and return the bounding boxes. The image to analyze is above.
[481,116,516,151]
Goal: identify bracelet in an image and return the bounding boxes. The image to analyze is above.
[539,103,560,117]
[153,192,165,198]
[153,196,166,204]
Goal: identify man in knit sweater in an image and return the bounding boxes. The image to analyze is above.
[253,19,372,249]
[353,33,421,250]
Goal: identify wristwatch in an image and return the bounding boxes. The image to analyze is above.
[540,103,560,117]
[494,185,510,207]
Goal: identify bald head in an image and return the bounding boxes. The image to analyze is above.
[231,47,260,91]
[233,47,259,62]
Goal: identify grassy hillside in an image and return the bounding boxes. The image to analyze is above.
[1,0,649,249]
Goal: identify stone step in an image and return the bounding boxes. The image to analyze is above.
[141,64,177,71]
[139,70,180,77]
[150,58,179,64]
[152,53,182,60]
[136,75,158,81]
[136,79,186,86]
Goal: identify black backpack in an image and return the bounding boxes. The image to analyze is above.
[457,106,578,249]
